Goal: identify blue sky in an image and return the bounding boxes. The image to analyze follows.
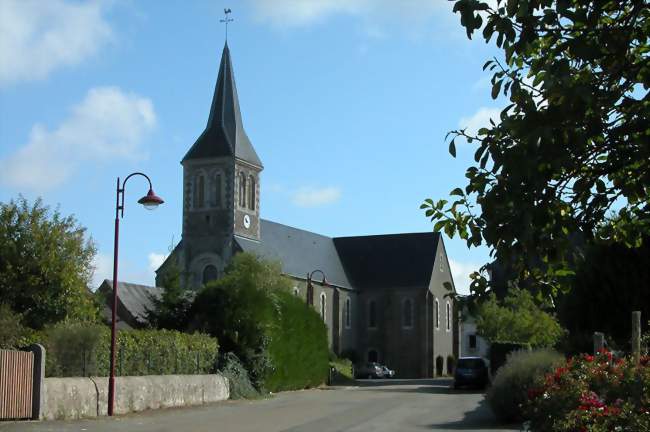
[0,0,504,294]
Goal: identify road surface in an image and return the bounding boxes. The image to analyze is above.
[1,379,520,432]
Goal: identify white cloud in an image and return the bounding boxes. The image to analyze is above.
[0,86,156,191]
[291,186,341,207]
[0,0,112,86]
[248,0,451,30]
[148,252,167,273]
[448,259,482,296]
[458,107,501,136]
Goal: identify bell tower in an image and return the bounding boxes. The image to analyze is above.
[178,42,263,288]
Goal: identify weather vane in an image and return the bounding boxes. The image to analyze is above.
[220,8,233,41]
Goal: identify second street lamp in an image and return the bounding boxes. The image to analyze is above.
[108,172,163,416]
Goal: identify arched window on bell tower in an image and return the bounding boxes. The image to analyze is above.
[249,175,256,211]
[238,172,246,207]
[213,172,222,207]
[194,174,205,209]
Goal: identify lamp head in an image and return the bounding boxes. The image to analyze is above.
[138,188,164,210]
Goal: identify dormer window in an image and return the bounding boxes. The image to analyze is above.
[238,172,246,207]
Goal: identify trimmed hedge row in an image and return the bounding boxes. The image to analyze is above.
[265,291,330,392]
[31,322,218,377]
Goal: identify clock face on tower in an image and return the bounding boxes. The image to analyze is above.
[243,214,251,229]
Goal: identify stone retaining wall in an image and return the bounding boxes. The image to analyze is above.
[42,374,229,420]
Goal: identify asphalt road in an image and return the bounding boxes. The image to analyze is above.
[1,379,520,432]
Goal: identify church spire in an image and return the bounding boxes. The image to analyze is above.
[182,42,262,168]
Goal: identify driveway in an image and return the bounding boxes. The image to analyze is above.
[1,379,519,432]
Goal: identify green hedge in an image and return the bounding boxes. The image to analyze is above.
[34,322,218,377]
[265,291,329,392]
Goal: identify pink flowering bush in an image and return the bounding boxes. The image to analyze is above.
[525,350,650,431]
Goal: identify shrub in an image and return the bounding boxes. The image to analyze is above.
[487,349,564,423]
[217,352,261,400]
[525,350,650,432]
[37,322,218,377]
[265,291,329,392]
[489,341,531,375]
[0,304,31,349]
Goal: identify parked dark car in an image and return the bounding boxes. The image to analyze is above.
[355,362,385,379]
[453,357,489,389]
[380,365,395,378]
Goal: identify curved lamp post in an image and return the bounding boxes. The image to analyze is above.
[108,172,163,416]
[306,269,328,307]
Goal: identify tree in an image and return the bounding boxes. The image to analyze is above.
[557,236,650,351]
[475,288,565,347]
[145,262,192,330]
[422,1,649,299]
[0,197,98,328]
[189,253,291,388]
[0,304,30,349]
[189,253,329,391]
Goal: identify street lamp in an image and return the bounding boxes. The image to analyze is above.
[108,172,163,416]
[306,269,328,307]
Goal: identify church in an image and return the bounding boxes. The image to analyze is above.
[155,42,458,378]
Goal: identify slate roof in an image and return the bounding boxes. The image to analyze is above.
[98,279,162,325]
[235,219,353,289]
[334,233,441,289]
[235,220,442,291]
[182,42,262,167]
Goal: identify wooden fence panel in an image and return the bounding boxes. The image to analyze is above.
[0,350,34,420]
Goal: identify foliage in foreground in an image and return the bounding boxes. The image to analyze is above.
[525,350,650,432]
[30,321,217,377]
[217,352,262,400]
[557,238,650,351]
[476,288,564,348]
[190,253,329,392]
[0,197,99,328]
[422,0,650,300]
[486,349,565,422]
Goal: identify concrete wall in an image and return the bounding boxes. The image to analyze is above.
[41,374,229,420]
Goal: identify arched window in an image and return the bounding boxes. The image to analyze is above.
[194,174,205,208]
[293,287,299,297]
[446,301,451,331]
[213,172,222,207]
[238,172,246,207]
[249,175,256,210]
[320,293,326,321]
[368,300,377,329]
[435,298,440,330]
[402,298,413,329]
[345,298,351,329]
[367,349,378,363]
[202,265,218,285]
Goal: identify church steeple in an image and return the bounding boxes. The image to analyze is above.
[182,42,262,168]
